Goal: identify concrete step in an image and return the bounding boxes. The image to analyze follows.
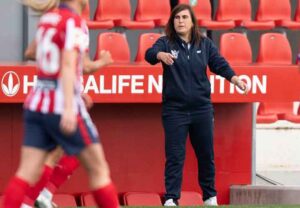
[230,185,300,205]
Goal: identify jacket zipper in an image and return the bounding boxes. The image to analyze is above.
[184,43,192,108]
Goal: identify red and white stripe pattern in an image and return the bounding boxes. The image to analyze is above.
[24,8,89,115]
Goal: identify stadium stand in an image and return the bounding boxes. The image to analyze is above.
[215,0,274,30]
[134,0,171,27]
[256,0,300,29]
[1,0,300,206]
[219,32,300,123]
[179,0,235,30]
[93,0,155,29]
[94,32,131,63]
[123,192,162,206]
[256,33,300,123]
[257,102,300,123]
[135,33,162,63]
[219,32,252,64]
[81,2,114,29]
[82,190,203,206]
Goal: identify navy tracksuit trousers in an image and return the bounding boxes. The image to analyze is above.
[162,109,217,201]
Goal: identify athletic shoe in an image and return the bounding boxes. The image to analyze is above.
[204,196,218,206]
[35,194,57,208]
[164,198,178,206]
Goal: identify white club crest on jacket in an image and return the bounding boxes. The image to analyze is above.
[171,50,179,59]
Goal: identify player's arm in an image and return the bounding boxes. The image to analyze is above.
[81,51,112,110]
[60,18,80,135]
[60,49,78,135]
[24,40,37,61]
[83,50,113,74]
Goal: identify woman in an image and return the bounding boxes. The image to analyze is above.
[2,0,118,208]
[145,4,248,206]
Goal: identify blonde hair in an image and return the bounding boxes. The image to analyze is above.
[22,0,59,13]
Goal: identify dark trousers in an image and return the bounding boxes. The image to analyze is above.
[162,109,217,201]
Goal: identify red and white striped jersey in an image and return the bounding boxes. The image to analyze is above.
[24,5,89,115]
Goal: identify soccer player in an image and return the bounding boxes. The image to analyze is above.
[20,0,114,207]
[2,0,119,207]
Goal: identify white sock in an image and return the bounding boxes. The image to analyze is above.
[38,188,53,201]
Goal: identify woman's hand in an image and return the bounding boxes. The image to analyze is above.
[236,80,249,94]
[231,76,249,94]
[157,52,176,65]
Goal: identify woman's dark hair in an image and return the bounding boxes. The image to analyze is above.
[165,4,202,44]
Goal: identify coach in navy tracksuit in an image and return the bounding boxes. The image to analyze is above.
[145,4,248,206]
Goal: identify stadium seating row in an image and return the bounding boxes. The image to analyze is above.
[94,32,160,63]
[220,32,293,65]
[82,0,300,30]
[0,191,203,206]
[256,102,300,124]
[95,32,295,65]
[94,31,300,124]
[219,32,300,124]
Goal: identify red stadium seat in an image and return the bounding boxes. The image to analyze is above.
[135,33,162,63]
[93,0,154,29]
[81,2,114,29]
[81,193,96,206]
[52,194,77,207]
[179,0,235,30]
[134,0,170,27]
[178,191,203,206]
[123,192,162,206]
[256,33,299,123]
[95,32,130,63]
[215,0,274,30]
[256,0,300,29]
[257,33,292,65]
[257,102,300,123]
[220,33,252,65]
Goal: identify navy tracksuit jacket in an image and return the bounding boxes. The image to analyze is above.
[145,35,236,201]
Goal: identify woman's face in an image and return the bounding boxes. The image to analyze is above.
[173,9,193,37]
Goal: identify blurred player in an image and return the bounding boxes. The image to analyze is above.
[2,0,119,208]
[20,0,114,207]
[20,1,114,207]
[24,39,113,208]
